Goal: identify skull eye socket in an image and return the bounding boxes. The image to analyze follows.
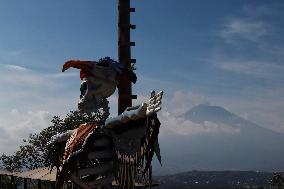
[80,81,88,98]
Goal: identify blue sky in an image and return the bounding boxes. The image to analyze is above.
[0,0,284,154]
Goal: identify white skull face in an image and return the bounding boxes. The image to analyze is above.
[62,58,133,113]
[78,64,117,113]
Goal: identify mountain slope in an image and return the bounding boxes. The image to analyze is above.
[185,104,266,130]
[154,104,284,175]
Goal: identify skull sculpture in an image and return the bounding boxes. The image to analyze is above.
[62,57,127,113]
[51,57,162,189]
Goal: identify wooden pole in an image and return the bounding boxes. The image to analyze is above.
[38,179,42,189]
[10,175,16,189]
[24,178,27,189]
[118,0,136,114]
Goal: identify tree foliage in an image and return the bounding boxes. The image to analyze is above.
[0,111,96,172]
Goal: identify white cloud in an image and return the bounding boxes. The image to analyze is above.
[0,63,78,103]
[168,91,207,116]
[214,4,284,80]
[0,110,52,154]
[216,58,284,79]
[219,4,283,46]
[159,110,239,136]
[0,64,42,86]
[48,72,77,79]
[0,64,77,87]
[221,19,268,43]
[5,64,30,72]
[10,108,19,115]
[12,110,52,137]
[0,64,80,154]
[157,91,239,136]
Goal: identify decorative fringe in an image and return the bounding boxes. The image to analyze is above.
[114,114,161,189]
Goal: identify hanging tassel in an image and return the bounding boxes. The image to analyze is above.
[123,160,127,189]
[148,165,152,189]
[127,163,130,189]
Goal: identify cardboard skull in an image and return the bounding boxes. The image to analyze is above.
[62,58,120,113]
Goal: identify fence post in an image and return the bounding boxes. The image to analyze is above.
[38,179,42,189]
[10,175,16,189]
[24,178,27,189]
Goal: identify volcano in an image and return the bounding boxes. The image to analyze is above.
[155,104,284,175]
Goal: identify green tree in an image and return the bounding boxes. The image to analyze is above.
[0,111,96,172]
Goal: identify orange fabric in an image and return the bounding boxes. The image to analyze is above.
[63,123,97,163]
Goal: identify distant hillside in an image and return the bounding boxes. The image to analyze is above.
[154,171,273,189]
[154,104,284,175]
